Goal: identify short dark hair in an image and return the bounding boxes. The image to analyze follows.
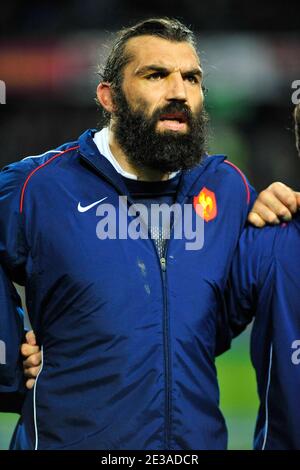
[96,17,198,125]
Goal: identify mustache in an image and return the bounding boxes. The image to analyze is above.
[152,102,193,124]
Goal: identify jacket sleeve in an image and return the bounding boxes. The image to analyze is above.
[225,224,276,340]
[0,264,26,412]
[0,162,30,410]
[0,162,30,282]
[214,168,257,356]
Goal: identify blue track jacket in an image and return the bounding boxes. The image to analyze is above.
[0,129,255,450]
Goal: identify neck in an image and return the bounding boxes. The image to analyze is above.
[108,126,171,182]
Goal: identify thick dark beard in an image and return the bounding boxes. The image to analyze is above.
[110,86,209,173]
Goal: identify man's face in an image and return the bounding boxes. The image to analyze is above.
[121,36,204,134]
[110,36,208,173]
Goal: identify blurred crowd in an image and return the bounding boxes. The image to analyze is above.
[0,0,299,191]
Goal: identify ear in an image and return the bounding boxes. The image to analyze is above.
[96,82,115,113]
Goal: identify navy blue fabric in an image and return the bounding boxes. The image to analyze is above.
[228,215,300,449]
[0,264,25,410]
[122,173,181,258]
[0,129,255,450]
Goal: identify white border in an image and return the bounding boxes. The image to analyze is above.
[33,345,44,450]
[262,343,273,450]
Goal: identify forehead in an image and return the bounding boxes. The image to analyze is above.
[124,35,201,73]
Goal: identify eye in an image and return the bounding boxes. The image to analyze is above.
[185,75,200,84]
[146,72,166,80]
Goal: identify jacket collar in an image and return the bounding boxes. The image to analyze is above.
[78,128,226,202]
[79,128,131,197]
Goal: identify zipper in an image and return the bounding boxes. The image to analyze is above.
[160,251,170,449]
[79,154,186,449]
[160,257,166,271]
[158,198,188,449]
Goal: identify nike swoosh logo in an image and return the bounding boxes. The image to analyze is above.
[77,197,108,213]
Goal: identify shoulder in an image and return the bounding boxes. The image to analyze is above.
[2,139,80,176]
[272,213,300,263]
[2,138,79,174]
[0,139,80,212]
[240,223,277,254]
[245,213,300,258]
[198,155,253,203]
[218,159,252,205]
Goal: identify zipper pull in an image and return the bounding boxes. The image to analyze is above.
[160,257,166,271]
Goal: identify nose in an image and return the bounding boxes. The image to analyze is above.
[165,71,187,102]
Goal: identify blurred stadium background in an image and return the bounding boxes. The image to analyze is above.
[0,0,299,450]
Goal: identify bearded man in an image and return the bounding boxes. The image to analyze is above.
[0,18,299,450]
